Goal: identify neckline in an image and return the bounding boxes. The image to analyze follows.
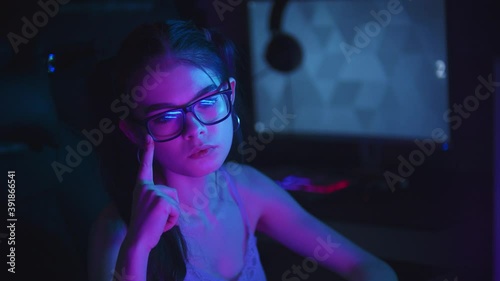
[185,165,256,280]
[186,236,257,280]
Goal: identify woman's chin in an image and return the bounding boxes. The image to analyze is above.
[183,158,226,178]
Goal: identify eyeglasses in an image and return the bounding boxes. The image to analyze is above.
[139,80,233,142]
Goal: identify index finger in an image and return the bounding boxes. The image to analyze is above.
[137,134,155,185]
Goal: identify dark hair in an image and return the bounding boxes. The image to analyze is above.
[95,19,238,281]
[114,20,236,97]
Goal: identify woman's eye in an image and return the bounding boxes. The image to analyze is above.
[153,112,181,124]
[199,96,219,107]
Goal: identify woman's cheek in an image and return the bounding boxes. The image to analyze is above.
[154,145,180,165]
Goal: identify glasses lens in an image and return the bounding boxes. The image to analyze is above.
[194,92,231,124]
[148,110,183,141]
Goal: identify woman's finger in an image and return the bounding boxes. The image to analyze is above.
[137,134,155,186]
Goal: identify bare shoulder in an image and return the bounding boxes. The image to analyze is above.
[222,161,313,233]
[90,202,128,239]
[88,202,128,281]
[224,162,301,205]
[222,161,277,196]
[222,162,287,215]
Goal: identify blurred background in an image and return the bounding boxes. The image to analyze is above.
[0,0,498,280]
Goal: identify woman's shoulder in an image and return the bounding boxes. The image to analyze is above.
[221,161,278,198]
[90,201,128,241]
[88,202,128,281]
[222,161,255,187]
[221,162,270,229]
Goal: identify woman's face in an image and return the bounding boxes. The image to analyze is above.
[124,63,235,178]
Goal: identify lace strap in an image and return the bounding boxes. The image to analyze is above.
[221,165,251,234]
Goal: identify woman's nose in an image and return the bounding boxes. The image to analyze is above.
[183,112,206,139]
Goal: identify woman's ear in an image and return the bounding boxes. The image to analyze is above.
[118,119,142,145]
[229,77,236,105]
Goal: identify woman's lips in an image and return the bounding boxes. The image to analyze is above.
[188,146,216,159]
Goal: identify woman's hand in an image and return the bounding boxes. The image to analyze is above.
[125,135,180,252]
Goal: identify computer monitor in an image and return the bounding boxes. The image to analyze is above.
[247,0,450,144]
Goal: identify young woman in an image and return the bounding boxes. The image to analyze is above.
[87,20,398,281]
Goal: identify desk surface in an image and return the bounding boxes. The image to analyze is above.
[257,220,465,281]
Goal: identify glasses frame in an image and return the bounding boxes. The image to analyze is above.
[139,79,233,142]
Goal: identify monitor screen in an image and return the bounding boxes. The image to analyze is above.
[248,0,449,141]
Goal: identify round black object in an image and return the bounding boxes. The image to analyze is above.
[265,32,303,73]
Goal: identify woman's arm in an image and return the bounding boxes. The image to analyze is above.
[88,202,152,281]
[88,202,131,281]
[239,164,398,281]
[89,136,181,281]
[114,235,150,281]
